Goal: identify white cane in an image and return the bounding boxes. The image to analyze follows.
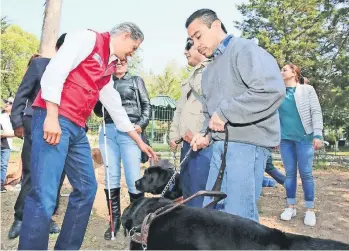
[102,106,115,240]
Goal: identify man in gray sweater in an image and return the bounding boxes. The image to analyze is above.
[186,9,285,222]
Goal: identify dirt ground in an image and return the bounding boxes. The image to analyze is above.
[1,158,349,250]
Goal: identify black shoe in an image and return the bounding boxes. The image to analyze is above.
[129,192,144,204]
[49,220,60,234]
[104,188,121,240]
[1,184,7,193]
[8,219,22,239]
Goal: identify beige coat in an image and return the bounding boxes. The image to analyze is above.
[169,59,210,141]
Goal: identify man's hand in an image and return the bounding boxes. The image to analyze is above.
[138,141,158,161]
[209,112,225,132]
[169,139,178,152]
[183,129,193,143]
[190,133,210,152]
[134,125,142,134]
[14,126,25,139]
[44,101,61,145]
[43,115,62,145]
[313,138,323,150]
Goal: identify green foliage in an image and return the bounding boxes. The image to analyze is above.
[235,0,349,133]
[1,16,10,34]
[1,25,40,99]
[143,61,191,100]
[324,131,338,146]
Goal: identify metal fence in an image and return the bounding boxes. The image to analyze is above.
[86,107,176,153]
[85,106,348,167]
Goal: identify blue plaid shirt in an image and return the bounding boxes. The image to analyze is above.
[213,34,233,58]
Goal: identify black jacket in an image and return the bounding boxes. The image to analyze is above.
[10,57,50,129]
[94,73,151,129]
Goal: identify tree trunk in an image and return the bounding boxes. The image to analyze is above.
[39,0,62,57]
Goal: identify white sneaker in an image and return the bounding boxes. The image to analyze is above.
[280,208,296,221]
[304,211,316,226]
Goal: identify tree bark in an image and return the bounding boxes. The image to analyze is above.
[39,0,62,57]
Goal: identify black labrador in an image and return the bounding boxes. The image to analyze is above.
[122,197,349,250]
[135,165,182,200]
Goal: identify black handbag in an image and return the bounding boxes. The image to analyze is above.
[133,77,150,164]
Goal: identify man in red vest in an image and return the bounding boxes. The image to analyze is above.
[18,23,157,250]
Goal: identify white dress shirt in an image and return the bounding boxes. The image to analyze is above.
[40,29,134,132]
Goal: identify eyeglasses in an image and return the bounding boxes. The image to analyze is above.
[185,39,194,51]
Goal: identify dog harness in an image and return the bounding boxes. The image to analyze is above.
[128,190,227,250]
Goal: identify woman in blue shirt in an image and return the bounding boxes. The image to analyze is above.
[279,64,323,227]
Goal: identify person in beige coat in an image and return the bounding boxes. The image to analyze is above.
[169,38,212,208]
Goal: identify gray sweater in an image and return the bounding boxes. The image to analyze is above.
[201,36,286,147]
[294,84,323,137]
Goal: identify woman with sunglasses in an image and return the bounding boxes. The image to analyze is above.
[94,59,151,240]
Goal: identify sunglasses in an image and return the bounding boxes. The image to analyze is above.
[185,40,194,51]
[116,59,128,66]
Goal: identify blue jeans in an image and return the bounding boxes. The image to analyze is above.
[99,123,141,194]
[265,154,286,185]
[1,148,11,184]
[180,142,212,208]
[280,139,315,208]
[18,109,97,250]
[262,176,276,187]
[203,141,269,222]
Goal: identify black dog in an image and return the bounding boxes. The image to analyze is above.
[135,165,182,200]
[122,197,349,250]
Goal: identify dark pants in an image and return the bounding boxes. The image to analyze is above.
[14,115,65,221]
[180,142,212,208]
[265,154,286,185]
[18,109,97,250]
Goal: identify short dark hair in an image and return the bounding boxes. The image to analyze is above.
[55,33,67,50]
[185,9,227,34]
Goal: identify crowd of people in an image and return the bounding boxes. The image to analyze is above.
[0,8,325,250]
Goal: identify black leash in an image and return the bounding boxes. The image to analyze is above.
[211,123,229,192]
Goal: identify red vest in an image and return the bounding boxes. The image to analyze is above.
[33,31,116,127]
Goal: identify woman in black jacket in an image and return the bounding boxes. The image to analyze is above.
[94,60,150,240]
